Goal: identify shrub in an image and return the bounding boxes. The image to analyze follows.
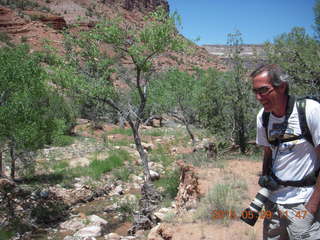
[194,174,247,224]
[155,169,180,199]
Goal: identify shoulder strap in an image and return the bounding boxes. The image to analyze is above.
[262,95,296,146]
[262,111,270,140]
[296,98,314,146]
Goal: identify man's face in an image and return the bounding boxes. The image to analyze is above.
[252,71,285,113]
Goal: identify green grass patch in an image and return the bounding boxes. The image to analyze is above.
[112,167,133,181]
[150,143,174,167]
[181,151,225,168]
[154,169,180,199]
[108,127,133,136]
[194,173,248,225]
[0,229,14,240]
[52,160,69,173]
[142,128,166,137]
[69,149,131,179]
[219,147,262,162]
[26,149,131,186]
[108,138,133,147]
[51,135,75,147]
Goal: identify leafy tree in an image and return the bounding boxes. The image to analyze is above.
[52,8,186,181]
[149,69,200,145]
[264,27,320,95]
[0,44,74,178]
[314,0,320,39]
[226,31,259,153]
[195,68,230,135]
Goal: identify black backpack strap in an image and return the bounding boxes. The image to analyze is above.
[262,95,296,146]
[262,111,270,140]
[284,95,296,128]
[296,98,314,146]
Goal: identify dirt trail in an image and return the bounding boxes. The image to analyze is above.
[166,159,264,240]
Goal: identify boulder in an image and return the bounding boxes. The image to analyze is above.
[74,225,104,238]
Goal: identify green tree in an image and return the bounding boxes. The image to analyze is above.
[195,68,230,135]
[0,44,74,178]
[264,27,320,95]
[149,69,200,145]
[314,0,320,39]
[225,31,257,153]
[52,8,186,181]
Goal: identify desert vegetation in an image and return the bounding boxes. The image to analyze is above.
[0,0,320,239]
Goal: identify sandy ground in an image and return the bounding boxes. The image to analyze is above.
[166,159,264,240]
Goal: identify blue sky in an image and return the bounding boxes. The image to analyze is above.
[167,0,316,45]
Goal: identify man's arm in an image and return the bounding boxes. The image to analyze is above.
[305,145,320,215]
[262,147,273,176]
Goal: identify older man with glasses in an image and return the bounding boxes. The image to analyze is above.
[250,64,320,239]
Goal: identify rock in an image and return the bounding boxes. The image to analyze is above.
[23,10,67,30]
[120,194,137,205]
[141,142,154,152]
[131,175,143,184]
[74,225,103,238]
[135,230,145,239]
[121,236,136,240]
[88,215,108,227]
[153,208,175,222]
[147,224,161,240]
[64,236,96,240]
[0,178,16,193]
[147,224,173,240]
[148,162,164,173]
[111,185,124,195]
[39,189,50,198]
[149,170,160,181]
[60,218,85,231]
[104,232,121,240]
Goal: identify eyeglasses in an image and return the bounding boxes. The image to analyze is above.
[252,86,274,96]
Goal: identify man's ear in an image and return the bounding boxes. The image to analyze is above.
[279,82,288,93]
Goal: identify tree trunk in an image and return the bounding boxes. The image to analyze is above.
[129,121,151,182]
[10,145,16,179]
[184,121,195,146]
[0,150,3,177]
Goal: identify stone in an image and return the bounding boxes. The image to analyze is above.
[146,224,161,240]
[23,10,67,30]
[149,170,160,181]
[141,142,154,152]
[74,225,103,238]
[60,218,86,231]
[88,215,108,227]
[104,232,121,240]
[153,208,175,222]
[64,236,96,240]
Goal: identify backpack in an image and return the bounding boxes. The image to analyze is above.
[262,95,320,147]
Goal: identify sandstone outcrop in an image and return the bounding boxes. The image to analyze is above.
[0,6,28,34]
[23,10,67,30]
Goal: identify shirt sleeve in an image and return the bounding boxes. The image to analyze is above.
[256,108,271,147]
[306,99,320,147]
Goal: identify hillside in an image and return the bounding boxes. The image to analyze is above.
[0,0,226,71]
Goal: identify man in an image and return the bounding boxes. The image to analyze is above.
[251,64,320,239]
